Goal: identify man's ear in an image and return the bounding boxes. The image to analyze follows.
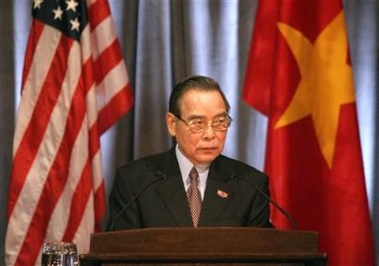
[166,112,176,137]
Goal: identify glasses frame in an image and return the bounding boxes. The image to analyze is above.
[174,113,233,133]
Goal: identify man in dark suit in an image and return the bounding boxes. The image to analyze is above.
[107,75,272,230]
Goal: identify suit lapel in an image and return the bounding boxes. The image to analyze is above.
[198,163,235,226]
[149,148,193,226]
[156,173,193,226]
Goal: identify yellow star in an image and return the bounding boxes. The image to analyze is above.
[275,11,355,168]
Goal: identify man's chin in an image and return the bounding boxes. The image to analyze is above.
[195,153,219,164]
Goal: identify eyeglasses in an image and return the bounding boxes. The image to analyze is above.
[174,114,233,133]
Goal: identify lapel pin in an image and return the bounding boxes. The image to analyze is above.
[217,189,228,198]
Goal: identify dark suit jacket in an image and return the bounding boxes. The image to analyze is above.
[107,148,272,230]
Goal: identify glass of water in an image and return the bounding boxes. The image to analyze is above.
[41,242,79,266]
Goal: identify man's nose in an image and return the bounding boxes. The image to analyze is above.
[202,122,216,138]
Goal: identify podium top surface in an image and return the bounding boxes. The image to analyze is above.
[89,227,320,255]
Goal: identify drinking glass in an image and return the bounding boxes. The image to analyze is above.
[41,242,79,266]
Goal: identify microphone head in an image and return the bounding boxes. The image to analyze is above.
[155,170,167,180]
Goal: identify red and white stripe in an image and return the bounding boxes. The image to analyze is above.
[5,0,133,265]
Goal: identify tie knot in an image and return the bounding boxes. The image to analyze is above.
[189,167,199,182]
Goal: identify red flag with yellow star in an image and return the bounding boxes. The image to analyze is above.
[243,1,375,265]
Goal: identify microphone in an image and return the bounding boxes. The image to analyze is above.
[231,172,297,229]
[109,171,167,231]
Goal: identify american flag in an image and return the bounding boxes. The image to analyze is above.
[5,0,133,265]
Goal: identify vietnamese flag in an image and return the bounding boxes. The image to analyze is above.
[243,1,375,265]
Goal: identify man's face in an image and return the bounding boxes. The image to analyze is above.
[166,89,229,165]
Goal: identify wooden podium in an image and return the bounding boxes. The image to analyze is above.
[80,227,327,266]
